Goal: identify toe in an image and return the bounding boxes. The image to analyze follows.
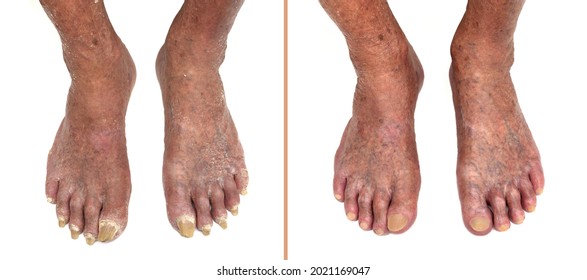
[55,183,72,228]
[210,184,228,229]
[68,192,84,239]
[223,178,240,216]
[45,179,58,204]
[343,178,361,221]
[529,163,545,195]
[387,182,419,234]
[506,189,525,224]
[193,186,213,236]
[372,189,391,236]
[164,181,196,237]
[460,187,493,235]
[489,191,510,232]
[333,174,346,202]
[235,168,249,195]
[519,179,537,212]
[357,187,374,231]
[83,198,101,245]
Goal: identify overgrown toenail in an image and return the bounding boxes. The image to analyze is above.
[98,220,119,242]
[70,225,80,240]
[47,197,55,204]
[58,216,66,228]
[84,233,96,245]
[346,212,357,221]
[470,217,490,232]
[176,215,195,238]
[201,224,212,236]
[217,217,228,229]
[229,205,239,216]
[240,188,248,195]
[387,214,408,232]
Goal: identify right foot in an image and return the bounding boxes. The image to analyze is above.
[334,46,424,235]
[45,40,136,245]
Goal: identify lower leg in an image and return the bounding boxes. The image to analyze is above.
[320,0,423,235]
[42,0,135,244]
[450,0,544,235]
[156,0,247,238]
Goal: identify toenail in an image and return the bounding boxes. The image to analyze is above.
[240,188,248,195]
[374,228,385,236]
[70,225,80,240]
[98,220,120,242]
[469,217,490,232]
[527,204,536,213]
[176,215,195,238]
[512,216,525,225]
[229,204,239,216]
[58,216,66,228]
[201,224,212,236]
[47,197,55,204]
[496,224,510,232]
[217,216,228,230]
[387,214,408,233]
[359,221,369,230]
[84,233,96,246]
[346,212,357,221]
[334,194,342,201]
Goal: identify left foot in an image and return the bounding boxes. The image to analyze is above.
[450,38,545,235]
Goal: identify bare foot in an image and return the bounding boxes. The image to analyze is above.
[450,1,545,235]
[41,0,135,245]
[156,0,246,238]
[334,46,424,235]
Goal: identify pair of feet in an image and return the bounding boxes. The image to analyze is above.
[334,43,544,236]
[45,41,248,245]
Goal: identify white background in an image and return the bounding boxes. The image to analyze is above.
[1,0,586,279]
[289,0,587,279]
[0,0,283,278]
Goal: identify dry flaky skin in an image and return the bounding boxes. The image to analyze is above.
[42,0,135,244]
[450,0,544,236]
[321,0,424,235]
[156,0,247,238]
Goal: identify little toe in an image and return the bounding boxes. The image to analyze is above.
[489,193,510,232]
[235,168,249,195]
[333,174,347,202]
[210,185,228,229]
[343,178,361,221]
[372,190,392,236]
[519,179,537,212]
[357,187,374,231]
[45,179,58,204]
[223,178,240,216]
[506,189,525,224]
[529,165,545,195]
[193,187,213,236]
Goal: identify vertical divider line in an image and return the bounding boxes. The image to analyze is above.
[283,0,289,261]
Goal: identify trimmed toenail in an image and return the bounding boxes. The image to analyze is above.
[387,214,408,232]
[217,216,228,229]
[346,212,357,221]
[84,233,96,245]
[334,194,342,201]
[229,204,239,216]
[98,220,119,242]
[496,224,510,232]
[176,215,195,238]
[374,228,385,236]
[58,216,66,228]
[201,224,212,236]
[527,204,536,212]
[70,225,80,240]
[469,217,490,232]
[512,216,524,225]
[359,221,369,230]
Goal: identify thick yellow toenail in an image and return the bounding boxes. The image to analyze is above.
[387,214,408,232]
[70,225,80,240]
[470,217,491,232]
[346,212,357,221]
[359,221,369,230]
[527,204,536,213]
[240,188,248,195]
[496,224,510,232]
[98,220,119,242]
[229,205,239,216]
[84,233,96,246]
[201,224,212,236]
[217,217,228,230]
[47,197,55,204]
[58,216,66,228]
[177,215,195,238]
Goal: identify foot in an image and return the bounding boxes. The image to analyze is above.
[333,46,424,235]
[45,43,135,245]
[156,45,247,238]
[450,42,545,235]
